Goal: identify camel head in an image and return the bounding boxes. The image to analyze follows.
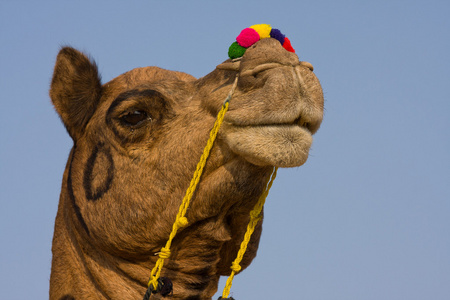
[49,34,323,300]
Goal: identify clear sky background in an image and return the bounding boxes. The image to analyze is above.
[1,1,449,299]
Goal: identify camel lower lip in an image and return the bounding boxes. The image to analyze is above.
[222,124,313,168]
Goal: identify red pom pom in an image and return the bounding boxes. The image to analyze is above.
[236,28,260,48]
[282,37,295,53]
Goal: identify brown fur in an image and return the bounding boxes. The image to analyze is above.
[50,38,324,300]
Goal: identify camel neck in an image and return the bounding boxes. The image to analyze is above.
[51,196,227,300]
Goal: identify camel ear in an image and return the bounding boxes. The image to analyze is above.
[50,47,102,141]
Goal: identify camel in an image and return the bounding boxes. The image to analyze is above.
[49,36,324,300]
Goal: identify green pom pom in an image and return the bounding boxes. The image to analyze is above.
[228,41,246,59]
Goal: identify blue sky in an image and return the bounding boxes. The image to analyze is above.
[1,1,449,299]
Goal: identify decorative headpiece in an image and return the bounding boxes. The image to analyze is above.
[228,24,295,59]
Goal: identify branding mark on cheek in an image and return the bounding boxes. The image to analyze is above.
[83,143,115,201]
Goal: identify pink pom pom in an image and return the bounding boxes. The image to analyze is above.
[236,28,260,48]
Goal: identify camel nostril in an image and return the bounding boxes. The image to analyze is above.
[300,61,314,71]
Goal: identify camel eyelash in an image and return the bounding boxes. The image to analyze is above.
[119,110,152,128]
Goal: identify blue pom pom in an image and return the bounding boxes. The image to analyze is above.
[270,28,285,45]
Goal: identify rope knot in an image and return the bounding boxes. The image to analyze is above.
[249,210,261,220]
[158,247,171,259]
[231,261,242,273]
[176,216,188,228]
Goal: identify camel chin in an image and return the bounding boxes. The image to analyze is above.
[223,123,313,168]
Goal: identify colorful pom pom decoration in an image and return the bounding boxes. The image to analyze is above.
[228,42,247,59]
[249,24,272,39]
[228,24,296,59]
[236,28,260,48]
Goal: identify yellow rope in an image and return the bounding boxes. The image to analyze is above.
[221,167,278,299]
[147,75,239,292]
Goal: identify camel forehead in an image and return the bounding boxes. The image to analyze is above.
[105,66,196,89]
[101,66,197,103]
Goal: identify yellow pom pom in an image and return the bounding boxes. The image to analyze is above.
[250,24,272,39]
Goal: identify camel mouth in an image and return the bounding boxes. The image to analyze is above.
[225,107,319,136]
[293,115,318,134]
[231,119,312,135]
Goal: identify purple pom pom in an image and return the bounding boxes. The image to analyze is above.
[270,28,285,45]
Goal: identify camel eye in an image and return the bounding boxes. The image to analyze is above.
[120,110,150,127]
